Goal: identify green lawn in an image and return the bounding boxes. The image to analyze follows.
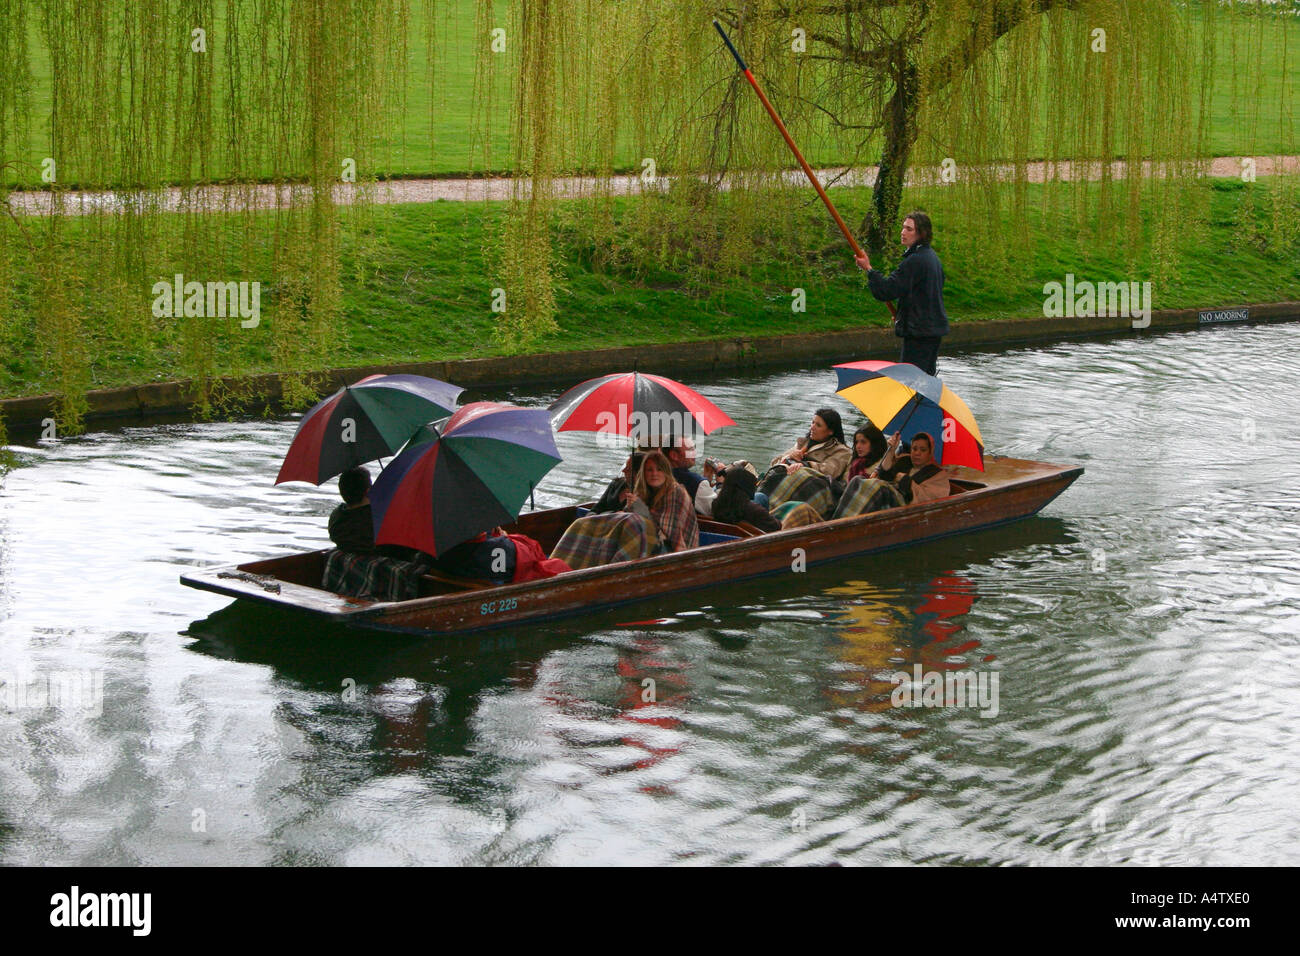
[3,1,1296,187]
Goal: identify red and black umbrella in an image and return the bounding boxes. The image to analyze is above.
[369,402,563,557]
[275,374,463,485]
[548,371,734,445]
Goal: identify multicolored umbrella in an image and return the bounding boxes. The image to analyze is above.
[548,371,735,444]
[833,360,984,470]
[369,402,562,557]
[275,374,463,485]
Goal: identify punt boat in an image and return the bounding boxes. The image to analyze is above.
[180,455,1083,635]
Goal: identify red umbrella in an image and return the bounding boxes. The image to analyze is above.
[548,372,734,446]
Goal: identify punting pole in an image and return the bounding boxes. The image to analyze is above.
[712,18,897,322]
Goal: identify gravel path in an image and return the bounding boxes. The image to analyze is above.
[7,155,1296,217]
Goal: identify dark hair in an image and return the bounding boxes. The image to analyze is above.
[810,407,846,446]
[910,431,935,453]
[905,210,933,245]
[852,423,887,465]
[633,451,677,508]
[339,466,371,505]
[712,465,758,524]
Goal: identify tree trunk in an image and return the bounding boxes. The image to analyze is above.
[861,57,919,260]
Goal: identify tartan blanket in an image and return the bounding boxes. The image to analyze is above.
[650,484,700,553]
[833,476,905,519]
[766,468,836,519]
[774,501,824,529]
[550,511,660,570]
[322,549,432,602]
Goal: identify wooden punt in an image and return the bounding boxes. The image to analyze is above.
[180,455,1082,635]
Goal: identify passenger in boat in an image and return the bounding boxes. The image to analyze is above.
[323,466,432,600]
[430,529,516,584]
[427,528,570,584]
[877,430,951,503]
[711,464,781,532]
[327,466,424,560]
[760,409,851,521]
[549,451,698,570]
[770,408,852,482]
[329,466,379,552]
[701,456,727,486]
[593,452,644,514]
[665,435,717,517]
[628,451,700,552]
[830,424,907,519]
[846,423,889,480]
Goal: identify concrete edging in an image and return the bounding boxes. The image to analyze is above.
[2,301,1297,432]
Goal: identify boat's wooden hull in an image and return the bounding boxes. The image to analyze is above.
[180,455,1082,635]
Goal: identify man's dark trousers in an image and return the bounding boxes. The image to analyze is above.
[900,336,942,376]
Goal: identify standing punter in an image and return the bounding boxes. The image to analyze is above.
[854,211,949,376]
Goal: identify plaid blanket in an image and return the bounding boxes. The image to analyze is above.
[833,476,904,519]
[774,501,824,529]
[650,484,700,553]
[766,468,836,519]
[322,549,433,602]
[550,511,660,570]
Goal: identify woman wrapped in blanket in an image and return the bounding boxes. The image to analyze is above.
[846,423,889,480]
[550,451,699,570]
[769,408,852,481]
[833,429,949,519]
[762,408,852,525]
[626,451,700,553]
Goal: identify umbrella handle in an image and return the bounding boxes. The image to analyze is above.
[896,394,924,434]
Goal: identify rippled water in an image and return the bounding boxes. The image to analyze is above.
[2,323,1297,865]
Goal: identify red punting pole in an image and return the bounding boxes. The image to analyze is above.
[713,18,897,321]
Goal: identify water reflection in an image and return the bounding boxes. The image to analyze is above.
[825,573,980,715]
[3,322,1299,864]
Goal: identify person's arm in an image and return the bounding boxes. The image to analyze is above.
[772,438,807,466]
[693,478,716,517]
[865,255,917,302]
[874,432,904,478]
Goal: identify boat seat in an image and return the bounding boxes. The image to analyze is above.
[419,568,498,593]
[699,531,740,546]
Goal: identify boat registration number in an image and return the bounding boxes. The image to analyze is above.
[480,598,519,616]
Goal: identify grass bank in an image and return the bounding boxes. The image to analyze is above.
[1,176,1296,406]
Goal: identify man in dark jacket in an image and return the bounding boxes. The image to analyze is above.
[855,210,949,375]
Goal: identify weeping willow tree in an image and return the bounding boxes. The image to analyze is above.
[0,0,409,432]
[477,0,1293,343]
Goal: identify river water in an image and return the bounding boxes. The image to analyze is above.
[1,322,1297,865]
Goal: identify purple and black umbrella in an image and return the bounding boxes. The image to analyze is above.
[275,373,463,485]
[369,402,563,557]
